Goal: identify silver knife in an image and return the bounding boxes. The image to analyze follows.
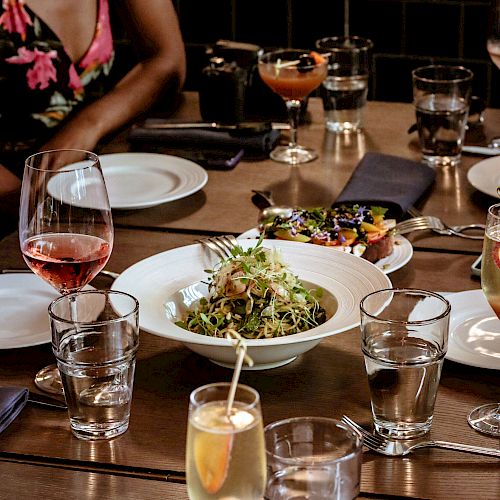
[462,145,500,156]
[138,121,290,131]
[28,391,67,410]
[0,268,120,279]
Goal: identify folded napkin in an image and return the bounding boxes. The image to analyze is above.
[0,387,28,433]
[128,119,281,155]
[333,152,436,220]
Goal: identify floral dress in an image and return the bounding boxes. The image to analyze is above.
[0,0,115,152]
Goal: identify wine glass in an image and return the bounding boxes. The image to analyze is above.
[487,0,500,69]
[467,202,500,436]
[19,149,114,395]
[258,49,327,165]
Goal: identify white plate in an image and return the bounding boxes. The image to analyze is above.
[49,153,208,210]
[0,273,59,349]
[111,239,391,369]
[446,289,500,370]
[467,156,500,199]
[238,228,412,275]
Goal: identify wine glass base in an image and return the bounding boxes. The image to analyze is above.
[35,364,64,396]
[467,403,500,436]
[270,145,318,165]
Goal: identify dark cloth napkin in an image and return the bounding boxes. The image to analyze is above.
[333,152,436,220]
[128,119,281,155]
[0,387,28,433]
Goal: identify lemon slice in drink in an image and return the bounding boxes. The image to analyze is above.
[194,430,233,494]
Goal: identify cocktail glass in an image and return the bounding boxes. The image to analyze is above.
[186,382,266,499]
[258,49,327,164]
[467,203,500,436]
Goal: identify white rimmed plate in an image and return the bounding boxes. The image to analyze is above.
[49,153,208,210]
[446,289,500,370]
[467,156,500,199]
[0,273,59,349]
[238,228,412,275]
[111,239,391,369]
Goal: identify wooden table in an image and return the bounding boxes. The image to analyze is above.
[0,93,499,499]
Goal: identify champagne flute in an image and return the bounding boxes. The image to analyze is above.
[487,0,500,69]
[186,382,266,499]
[19,149,114,395]
[467,202,500,436]
[258,49,327,164]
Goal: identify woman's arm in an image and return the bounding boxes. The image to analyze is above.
[42,0,186,152]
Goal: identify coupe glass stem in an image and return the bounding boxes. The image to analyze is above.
[286,99,301,149]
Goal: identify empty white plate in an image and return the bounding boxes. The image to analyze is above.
[447,289,500,370]
[99,153,208,209]
[0,273,59,349]
[467,156,500,199]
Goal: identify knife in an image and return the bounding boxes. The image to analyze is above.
[462,145,500,156]
[28,391,67,410]
[0,268,120,279]
[137,121,290,132]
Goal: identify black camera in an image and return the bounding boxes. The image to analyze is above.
[199,56,247,123]
[199,40,288,123]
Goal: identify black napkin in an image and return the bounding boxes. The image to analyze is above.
[0,387,28,433]
[128,119,281,155]
[333,152,436,220]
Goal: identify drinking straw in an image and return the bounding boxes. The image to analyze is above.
[344,0,350,37]
[225,330,254,417]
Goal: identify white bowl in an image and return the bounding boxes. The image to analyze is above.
[112,239,391,369]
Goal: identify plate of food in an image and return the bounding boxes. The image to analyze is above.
[111,238,391,369]
[239,205,412,274]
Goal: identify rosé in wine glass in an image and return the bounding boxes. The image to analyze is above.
[19,149,114,395]
[258,49,327,164]
[468,203,500,436]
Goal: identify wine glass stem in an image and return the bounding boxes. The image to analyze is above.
[286,99,301,148]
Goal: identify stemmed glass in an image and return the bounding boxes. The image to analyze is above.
[19,149,114,395]
[487,0,500,69]
[467,202,500,436]
[258,49,327,164]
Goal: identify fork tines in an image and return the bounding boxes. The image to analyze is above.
[199,235,239,260]
[341,415,385,451]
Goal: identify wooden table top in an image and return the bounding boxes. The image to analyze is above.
[106,92,499,255]
[0,92,499,499]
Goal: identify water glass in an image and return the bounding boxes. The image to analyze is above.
[412,65,473,167]
[265,417,362,500]
[360,288,450,439]
[186,382,266,500]
[315,36,373,133]
[49,290,139,440]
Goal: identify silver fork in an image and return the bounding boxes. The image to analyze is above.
[395,216,447,235]
[406,206,485,240]
[341,415,500,458]
[198,235,239,260]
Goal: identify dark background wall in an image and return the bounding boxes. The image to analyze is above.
[114,0,500,107]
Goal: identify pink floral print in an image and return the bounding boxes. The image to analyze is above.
[0,0,31,41]
[6,46,57,89]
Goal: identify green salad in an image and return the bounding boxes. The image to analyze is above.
[176,239,327,339]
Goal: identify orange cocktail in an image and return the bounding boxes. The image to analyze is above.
[258,49,327,165]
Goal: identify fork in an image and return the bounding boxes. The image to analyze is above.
[406,206,485,240]
[395,216,448,235]
[341,415,500,458]
[198,235,239,260]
